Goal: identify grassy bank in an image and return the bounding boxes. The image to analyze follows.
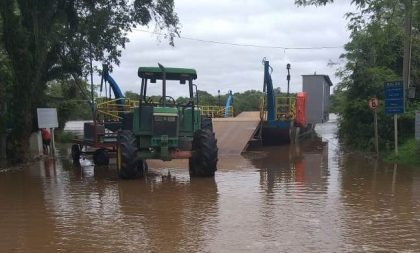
[385,138,420,167]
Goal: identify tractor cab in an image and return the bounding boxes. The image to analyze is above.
[125,64,201,149]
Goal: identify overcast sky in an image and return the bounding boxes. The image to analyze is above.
[105,0,353,98]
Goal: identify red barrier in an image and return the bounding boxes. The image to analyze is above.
[295,92,306,127]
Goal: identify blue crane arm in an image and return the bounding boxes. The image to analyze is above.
[102,68,124,105]
[224,90,233,118]
[103,72,124,99]
[264,60,275,121]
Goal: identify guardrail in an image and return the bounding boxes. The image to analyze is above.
[96,98,138,121]
[259,95,296,121]
[275,96,296,120]
[200,105,234,118]
[96,98,236,120]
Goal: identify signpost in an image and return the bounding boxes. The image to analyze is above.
[368,97,379,155]
[384,81,404,156]
[37,108,58,156]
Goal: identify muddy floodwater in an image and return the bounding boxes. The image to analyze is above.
[1,117,420,252]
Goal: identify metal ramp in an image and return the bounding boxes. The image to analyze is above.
[213,111,260,155]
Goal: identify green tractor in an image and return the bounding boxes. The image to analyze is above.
[118,64,218,179]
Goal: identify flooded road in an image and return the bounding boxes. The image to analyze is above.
[1,117,420,252]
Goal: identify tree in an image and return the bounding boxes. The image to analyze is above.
[46,80,92,129]
[124,91,140,100]
[0,0,179,163]
[233,90,264,112]
[0,14,13,167]
[197,90,217,105]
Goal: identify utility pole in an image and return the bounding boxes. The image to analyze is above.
[403,0,413,104]
[286,63,291,95]
[286,63,291,116]
[89,42,95,118]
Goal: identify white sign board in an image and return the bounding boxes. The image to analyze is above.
[37,108,58,128]
[416,111,420,141]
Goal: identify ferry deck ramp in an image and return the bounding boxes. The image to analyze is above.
[212,111,260,155]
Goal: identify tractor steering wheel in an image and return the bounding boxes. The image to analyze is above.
[159,96,176,106]
[182,100,193,108]
[146,97,154,104]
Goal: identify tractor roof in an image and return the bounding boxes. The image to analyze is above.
[138,67,197,80]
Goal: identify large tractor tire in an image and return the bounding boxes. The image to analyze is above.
[189,129,218,177]
[118,130,145,179]
[201,117,213,132]
[93,148,110,166]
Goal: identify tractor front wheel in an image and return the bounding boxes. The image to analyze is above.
[71,144,81,164]
[93,148,110,166]
[189,129,218,177]
[118,130,143,179]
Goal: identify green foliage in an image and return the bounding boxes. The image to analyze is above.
[329,88,346,113]
[124,91,140,100]
[385,139,420,166]
[46,80,92,129]
[0,0,179,162]
[197,90,217,105]
[233,90,264,112]
[298,0,420,153]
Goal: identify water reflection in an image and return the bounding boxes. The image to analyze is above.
[2,117,420,252]
[117,176,219,252]
[339,155,420,251]
[1,151,220,252]
[246,135,329,194]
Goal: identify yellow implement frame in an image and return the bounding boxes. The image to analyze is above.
[275,96,296,120]
[199,105,234,118]
[259,95,296,121]
[96,98,138,121]
[96,98,236,120]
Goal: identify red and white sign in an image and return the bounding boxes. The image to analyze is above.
[368,97,379,110]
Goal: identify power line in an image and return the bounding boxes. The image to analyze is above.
[133,28,343,50]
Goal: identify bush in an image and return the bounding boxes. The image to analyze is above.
[385,138,420,167]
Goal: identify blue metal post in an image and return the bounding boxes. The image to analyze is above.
[264,60,275,121]
[224,90,233,118]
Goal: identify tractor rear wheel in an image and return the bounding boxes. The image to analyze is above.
[189,129,218,177]
[93,148,110,166]
[118,130,143,179]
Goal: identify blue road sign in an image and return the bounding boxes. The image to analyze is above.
[384,81,404,115]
